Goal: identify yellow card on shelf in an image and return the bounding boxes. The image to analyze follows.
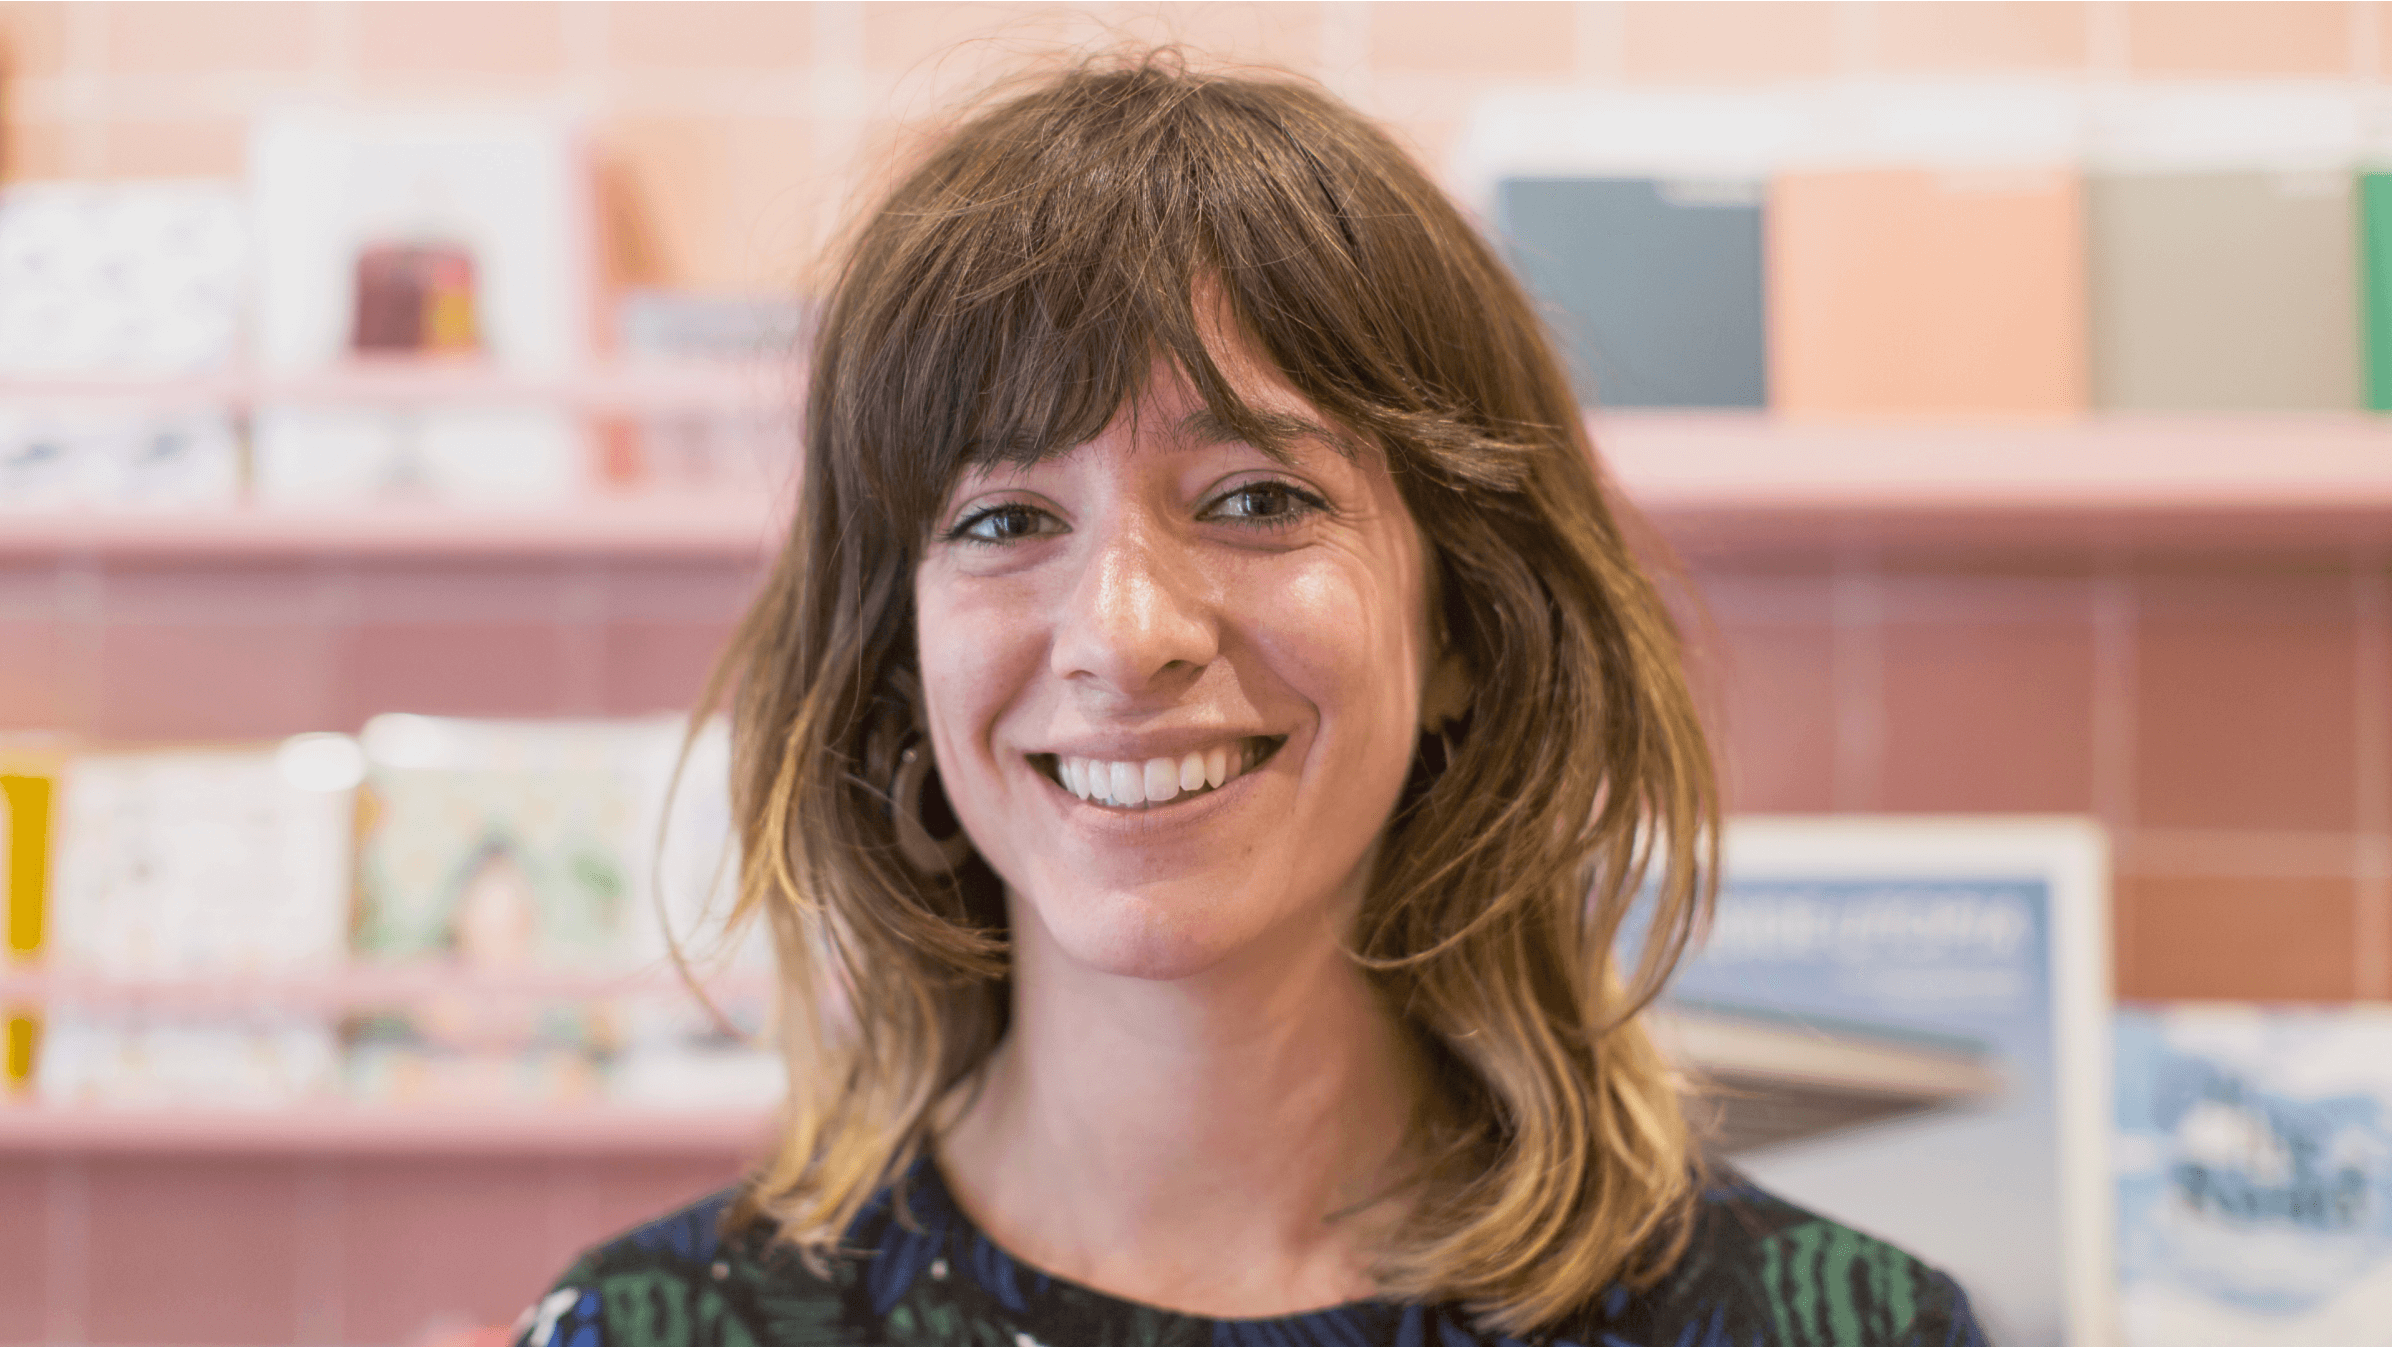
[1,736,71,1089]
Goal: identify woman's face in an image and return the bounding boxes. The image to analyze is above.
[913,342,1442,982]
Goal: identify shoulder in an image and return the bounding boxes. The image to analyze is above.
[510,1189,866,1347]
[1564,1175,1988,1347]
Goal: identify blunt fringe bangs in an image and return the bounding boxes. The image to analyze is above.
[707,51,1719,1335]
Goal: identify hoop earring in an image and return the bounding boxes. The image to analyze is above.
[1398,714,1466,817]
[1416,721,1456,779]
[890,737,974,876]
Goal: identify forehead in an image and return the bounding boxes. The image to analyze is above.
[987,351,1359,474]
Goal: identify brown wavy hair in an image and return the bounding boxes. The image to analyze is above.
[706,51,1718,1334]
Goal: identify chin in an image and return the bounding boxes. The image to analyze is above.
[1013,874,1289,984]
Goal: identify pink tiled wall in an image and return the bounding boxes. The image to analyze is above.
[1694,561,2392,1003]
[4,1151,756,1346]
[0,557,757,737]
[5,2,2391,1343]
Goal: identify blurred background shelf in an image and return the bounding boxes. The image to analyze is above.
[0,495,787,558]
[1610,412,2392,559]
[0,967,775,1013]
[0,361,797,414]
[6,413,2384,560]
[0,1102,772,1156]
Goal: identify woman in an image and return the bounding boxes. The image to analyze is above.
[518,55,1985,1347]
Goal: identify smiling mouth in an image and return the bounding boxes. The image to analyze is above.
[1032,737,1285,810]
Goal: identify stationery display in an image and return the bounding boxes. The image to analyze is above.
[1463,82,2389,416]
[246,109,595,505]
[0,182,247,509]
[7,719,774,1111]
[2115,1004,2392,1346]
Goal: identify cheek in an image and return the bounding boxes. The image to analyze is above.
[914,576,1045,785]
[1240,554,1427,767]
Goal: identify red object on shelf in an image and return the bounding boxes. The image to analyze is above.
[352,242,484,355]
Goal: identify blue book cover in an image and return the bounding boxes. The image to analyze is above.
[1496,176,1767,409]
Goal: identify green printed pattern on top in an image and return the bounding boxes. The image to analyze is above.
[513,1161,1986,1347]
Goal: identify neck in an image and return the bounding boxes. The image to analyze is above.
[937,891,1423,1317]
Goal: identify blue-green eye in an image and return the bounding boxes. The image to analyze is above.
[944,502,1061,545]
[1204,481,1327,526]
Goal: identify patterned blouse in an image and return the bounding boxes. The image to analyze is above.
[512,1160,1986,1347]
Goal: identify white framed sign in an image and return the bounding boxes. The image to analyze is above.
[1647,816,2114,1347]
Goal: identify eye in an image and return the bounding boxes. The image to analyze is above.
[1203,480,1328,527]
[943,501,1062,546]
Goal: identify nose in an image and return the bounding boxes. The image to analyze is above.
[1051,514,1218,695]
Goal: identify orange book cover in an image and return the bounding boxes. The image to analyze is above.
[1768,168,2086,418]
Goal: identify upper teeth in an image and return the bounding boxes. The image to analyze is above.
[1058,743,1247,807]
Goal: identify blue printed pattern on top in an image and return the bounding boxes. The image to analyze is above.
[510,1162,1986,1347]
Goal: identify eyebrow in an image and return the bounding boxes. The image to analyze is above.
[1175,407,1354,462]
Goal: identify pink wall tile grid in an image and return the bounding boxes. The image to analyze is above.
[0,558,759,739]
[1,1152,752,1347]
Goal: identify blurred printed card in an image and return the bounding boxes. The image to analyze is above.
[2116,1004,2392,1346]
[344,999,612,1107]
[611,289,806,497]
[250,109,589,374]
[48,736,362,976]
[349,713,759,1105]
[37,1007,338,1107]
[248,403,586,506]
[0,405,241,510]
[610,987,782,1110]
[0,181,247,374]
[352,712,746,969]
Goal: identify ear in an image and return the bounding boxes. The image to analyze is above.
[1420,646,1472,731]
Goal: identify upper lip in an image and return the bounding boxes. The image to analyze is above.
[1029,730,1280,760]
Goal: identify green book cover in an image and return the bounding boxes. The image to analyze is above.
[2364,174,2392,411]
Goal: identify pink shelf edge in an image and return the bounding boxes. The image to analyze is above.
[0,1102,776,1155]
[0,967,778,1013]
[0,497,790,557]
[2,413,2388,558]
[1592,412,2392,510]
[0,361,803,413]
